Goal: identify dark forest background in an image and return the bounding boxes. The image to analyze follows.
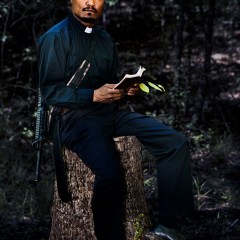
[0,0,240,239]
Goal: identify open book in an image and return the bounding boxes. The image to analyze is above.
[113,66,146,89]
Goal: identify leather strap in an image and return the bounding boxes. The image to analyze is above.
[51,110,71,202]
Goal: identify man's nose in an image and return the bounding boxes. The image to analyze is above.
[86,0,95,6]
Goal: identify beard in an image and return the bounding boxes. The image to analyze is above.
[78,16,96,24]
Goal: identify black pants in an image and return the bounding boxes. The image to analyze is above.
[60,103,194,240]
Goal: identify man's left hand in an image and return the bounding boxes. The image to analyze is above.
[126,84,141,96]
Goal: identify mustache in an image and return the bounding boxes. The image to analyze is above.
[83,7,97,13]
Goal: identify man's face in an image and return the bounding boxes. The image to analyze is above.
[71,0,105,26]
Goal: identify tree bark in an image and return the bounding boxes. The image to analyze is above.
[49,136,160,240]
[196,0,216,124]
[174,0,186,89]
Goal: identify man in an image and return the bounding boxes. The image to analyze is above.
[37,0,194,239]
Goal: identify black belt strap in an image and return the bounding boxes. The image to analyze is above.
[52,110,71,202]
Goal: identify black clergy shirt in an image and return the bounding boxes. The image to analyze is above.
[37,13,119,109]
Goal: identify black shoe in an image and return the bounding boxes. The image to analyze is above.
[153,224,185,240]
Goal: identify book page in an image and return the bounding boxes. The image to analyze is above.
[114,66,146,89]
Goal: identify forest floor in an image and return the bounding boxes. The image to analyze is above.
[0,146,239,240]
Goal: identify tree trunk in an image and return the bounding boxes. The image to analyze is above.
[174,0,186,89]
[49,136,160,240]
[196,0,216,124]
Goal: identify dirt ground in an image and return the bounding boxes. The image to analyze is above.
[1,147,239,240]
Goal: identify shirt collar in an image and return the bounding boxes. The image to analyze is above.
[84,27,93,34]
[70,13,94,34]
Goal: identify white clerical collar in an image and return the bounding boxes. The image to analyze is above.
[84,27,93,34]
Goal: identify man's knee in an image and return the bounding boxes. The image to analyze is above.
[174,132,189,148]
[152,129,189,160]
[167,131,190,157]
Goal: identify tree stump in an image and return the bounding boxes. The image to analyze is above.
[49,136,160,240]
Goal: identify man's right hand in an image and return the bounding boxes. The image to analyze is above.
[93,84,125,103]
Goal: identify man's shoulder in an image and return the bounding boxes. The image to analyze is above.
[37,16,70,45]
